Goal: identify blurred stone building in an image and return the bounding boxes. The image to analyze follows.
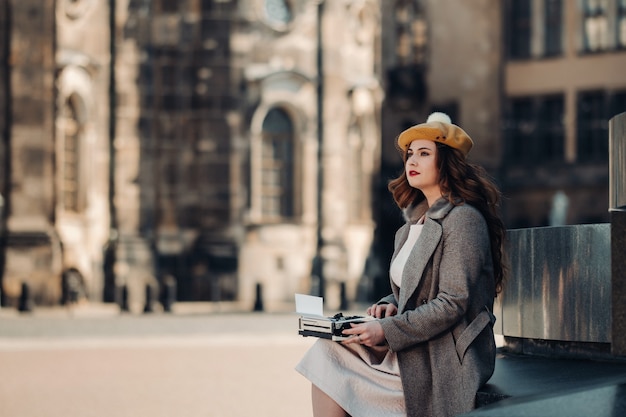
[1,0,624,310]
[500,0,626,228]
[0,1,112,308]
[0,0,386,310]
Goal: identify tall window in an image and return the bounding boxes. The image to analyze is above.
[506,0,565,59]
[388,1,428,109]
[538,95,565,160]
[583,0,610,52]
[505,98,534,164]
[577,90,626,162]
[60,94,83,212]
[261,108,294,219]
[544,0,563,56]
[577,90,608,162]
[610,91,626,118]
[504,95,564,165]
[394,0,427,66]
[618,0,626,48]
[507,0,532,59]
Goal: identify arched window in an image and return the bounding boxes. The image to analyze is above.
[59,94,84,212]
[261,107,294,219]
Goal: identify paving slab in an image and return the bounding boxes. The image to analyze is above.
[0,305,319,417]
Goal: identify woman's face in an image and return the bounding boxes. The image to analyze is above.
[405,139,441,196]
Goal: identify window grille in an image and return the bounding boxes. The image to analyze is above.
[507,0,532,59]
[538,95,565,160]
[577,90,608,162]
[582,0,610,52]
[504,95,565,165]
[610,91,626,117]
[618,0,626,48]
[394,0,427,66]
[544,0,563,56]
[505,97,535,164]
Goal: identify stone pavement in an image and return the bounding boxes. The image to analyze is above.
[7,302,626,416]
[0,301,342,417]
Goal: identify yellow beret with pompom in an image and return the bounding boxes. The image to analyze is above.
[397,112,474,157]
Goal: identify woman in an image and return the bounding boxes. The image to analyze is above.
[296,112,506,417]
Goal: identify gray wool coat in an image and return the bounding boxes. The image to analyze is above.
[378,197,496,417]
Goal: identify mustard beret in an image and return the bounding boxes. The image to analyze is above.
[397,112,474,157]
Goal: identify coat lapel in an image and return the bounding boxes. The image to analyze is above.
[398,218,442,311]
[396,197,454,311]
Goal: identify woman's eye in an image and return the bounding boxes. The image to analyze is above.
[420,151,430,156]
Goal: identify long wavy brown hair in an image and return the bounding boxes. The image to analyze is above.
[388,142,507,295]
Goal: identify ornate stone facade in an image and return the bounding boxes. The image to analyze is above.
[0,0,386,310]
[2,1,619,310]
[1,1,61,306]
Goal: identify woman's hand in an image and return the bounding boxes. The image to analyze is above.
[366,303,398,319]
[342,320,385,347]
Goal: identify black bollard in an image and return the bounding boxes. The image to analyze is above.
[253,282,264,312]
[119,284,130,312]
[18,282,33,312]
[143,284,154,313]
[339,282,349,310]
[161,276,177,313]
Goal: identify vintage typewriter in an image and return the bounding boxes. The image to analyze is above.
[298,312,372,341]
[295,293,375,341]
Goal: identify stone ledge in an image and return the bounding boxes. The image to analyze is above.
[469,349,626,415]
[469,378,626,416]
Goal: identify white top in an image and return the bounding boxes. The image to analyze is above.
[390,221,424,288]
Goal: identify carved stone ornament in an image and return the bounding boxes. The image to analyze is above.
[61,0,95,20]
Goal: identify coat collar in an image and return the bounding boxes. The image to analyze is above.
[403,197,456,224]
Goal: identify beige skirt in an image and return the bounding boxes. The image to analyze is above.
[295,339,406,417]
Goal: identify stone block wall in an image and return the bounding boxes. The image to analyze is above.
[2,0,59,306]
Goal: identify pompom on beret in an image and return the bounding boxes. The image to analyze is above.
[397,112,474,157]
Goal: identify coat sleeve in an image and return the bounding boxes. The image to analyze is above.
[380,206,491,352]
[377,294,398,306]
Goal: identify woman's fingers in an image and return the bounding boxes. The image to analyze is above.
[342,322,385,346]
[341,323,363,344]
[386,304,398,317]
